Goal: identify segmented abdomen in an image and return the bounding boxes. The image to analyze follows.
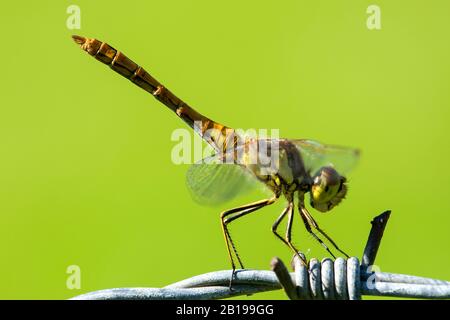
[73,35,237,152]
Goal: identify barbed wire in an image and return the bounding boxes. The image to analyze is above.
[71,211,450,300]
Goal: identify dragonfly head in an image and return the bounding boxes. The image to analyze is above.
[309,166,347,212]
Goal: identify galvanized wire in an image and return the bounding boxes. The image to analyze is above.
[71,211,450,300]
[71,263,450,300]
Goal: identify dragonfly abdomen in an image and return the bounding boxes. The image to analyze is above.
[72,36,178,109]
[72,35,237,152]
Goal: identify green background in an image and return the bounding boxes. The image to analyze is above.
[1,0,449,299]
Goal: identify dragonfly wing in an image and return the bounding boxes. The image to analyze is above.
[291,139,360,176]
[186,154,269,206]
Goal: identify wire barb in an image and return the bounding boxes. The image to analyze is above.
[361,210,391,268]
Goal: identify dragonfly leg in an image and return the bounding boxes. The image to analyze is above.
[271,203,307,265]
[300,206,350,258]
[221,196,278,289]
[298,205,336,259]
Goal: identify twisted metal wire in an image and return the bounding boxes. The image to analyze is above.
[274,255,450,300]
[71,211,450,300]
[71,262,450,300]
[287,254,362,300]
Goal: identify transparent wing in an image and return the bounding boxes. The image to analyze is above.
[291,139,360,176]
[186,153,270,206]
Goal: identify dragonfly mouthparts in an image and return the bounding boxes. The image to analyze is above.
[72,35,87,46]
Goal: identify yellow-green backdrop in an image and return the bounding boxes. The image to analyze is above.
[1,0,449,299]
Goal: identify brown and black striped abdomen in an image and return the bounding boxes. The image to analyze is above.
[72,35,237,152]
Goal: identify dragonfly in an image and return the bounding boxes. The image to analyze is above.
[72,35,360,284]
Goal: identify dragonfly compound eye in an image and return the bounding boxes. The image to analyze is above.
[310,166,347,212]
